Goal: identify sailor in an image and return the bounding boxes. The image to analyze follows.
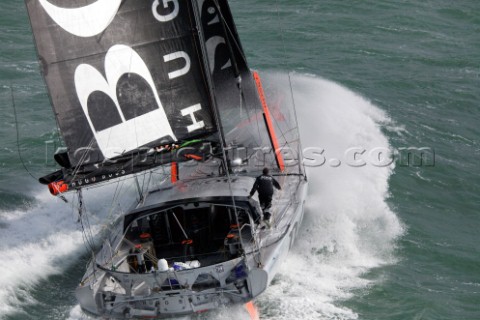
[248,168,281,221]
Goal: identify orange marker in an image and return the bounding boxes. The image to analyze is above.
[171,162,178,183]
[245,301,260,320]
[253,71,285,172]
[48,180,68,195]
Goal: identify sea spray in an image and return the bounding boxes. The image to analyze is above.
[257,73,404,320]
[0,181,136,318]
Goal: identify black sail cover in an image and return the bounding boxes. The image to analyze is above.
[25,0,217,167]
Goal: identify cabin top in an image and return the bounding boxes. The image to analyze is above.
[140,176,256,210]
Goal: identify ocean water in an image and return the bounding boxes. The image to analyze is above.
[1,0,479,320]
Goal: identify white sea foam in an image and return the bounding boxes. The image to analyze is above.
[0,181,135,318]
[256,73,404,319]
[0,192,77,317]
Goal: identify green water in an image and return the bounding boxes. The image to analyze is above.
[1,0,479,319]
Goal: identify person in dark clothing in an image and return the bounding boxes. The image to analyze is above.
[248,168,281,221]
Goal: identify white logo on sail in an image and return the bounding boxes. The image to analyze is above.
[75,45,176,159]
[38,0,122,37]
[181,104,205,132]
[206,36,232,72]
[201,2,231,73]
[152,0,179,22]
[163,51,191,79]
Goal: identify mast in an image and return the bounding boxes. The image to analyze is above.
[191,0,248,255]
[191,0,231,172]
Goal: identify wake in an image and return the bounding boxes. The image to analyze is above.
[0,182,135,318]
[256,73,404,320]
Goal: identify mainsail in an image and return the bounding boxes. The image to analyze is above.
[27,0,282,189]
[26,0,218,166]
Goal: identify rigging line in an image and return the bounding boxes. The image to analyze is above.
[253,104,264,150]
[275,0,305,176]
[10,86,38,181]
[248,94,264,154]
[217,0,293,163]
[209,0,258,148]
[78,190,96,253]
[79,191,95,250]
[214,2,264,148]
[77,190,96,251]
[221,12,262,150]
[144,171,152,199]
[238,82,262,149]
[99,178,126,237]
[110,179,122,209]
[84,208,97,253]
[105,179,123,225]
[267,110,294,162]
[220,2,288,162]
[213,0,241,79]
[240,93,263,158]
[268,96,296,152]
[286,72,305,175]
[191,0,246,250]
[218,145,247,252]
[70,138,94,178]
[69,137,95,183]
[77,197,94,253]
[236,73,264,149]
[89,181,120,235]
[215,3,248,68]
[83,216,96,253]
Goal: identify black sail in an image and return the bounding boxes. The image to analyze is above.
[25,0,216,167]
[198,0,274,158]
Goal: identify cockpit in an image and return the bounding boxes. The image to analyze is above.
[110,200,258,274]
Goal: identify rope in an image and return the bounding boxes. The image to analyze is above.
[77,189,97,254]
[69,137,95,184]
[215,3,248,68]
[10,86,38,181]
[274,0,306,177]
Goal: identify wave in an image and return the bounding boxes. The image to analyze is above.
[0,181,136,319]
[256,73,404,319]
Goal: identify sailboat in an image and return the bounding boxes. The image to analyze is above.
[25,0,308,318]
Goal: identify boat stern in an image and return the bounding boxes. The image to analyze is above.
[75,281,100,316]
[77,258,267,318]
